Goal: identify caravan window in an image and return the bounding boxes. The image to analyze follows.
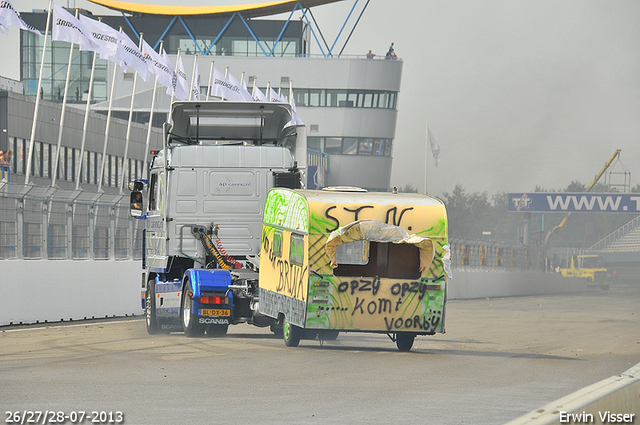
[290,234,304,266]
[272,230,283,258]
[334,242,421,280]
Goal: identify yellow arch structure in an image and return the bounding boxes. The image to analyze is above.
[88,0,342,17]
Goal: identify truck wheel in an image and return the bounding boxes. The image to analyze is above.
[396,333,415,352]
[145,279,159,335]
[283,321,302,347]
[182,280,204,337]
[206,325,229,337]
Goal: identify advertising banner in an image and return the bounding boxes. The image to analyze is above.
[508,193,640,213]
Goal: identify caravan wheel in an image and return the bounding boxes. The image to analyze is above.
[283,321,302,347]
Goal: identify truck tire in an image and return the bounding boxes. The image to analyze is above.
[283,321,302,347]
[145,279,159,335]
[395,333,415,352]
[182,280,204,337]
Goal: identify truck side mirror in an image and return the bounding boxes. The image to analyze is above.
[130,191,144,217]
[129,180,145,191]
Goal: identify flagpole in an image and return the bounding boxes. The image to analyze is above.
[143,41,162,180]
[97,38,120,193]
[168,48,180,120]
[289,80,293,105]
[75,49,97,190]
[189,53,198,101]
[119,32,145,193]
[52,9,82,187]
[25,0,53,186]
[266,82,271,101]
[424,122,429,195]
[206,60,214,101]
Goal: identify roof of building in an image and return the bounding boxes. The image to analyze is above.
[88,0,342,17]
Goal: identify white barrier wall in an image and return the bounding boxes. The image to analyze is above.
[1,260,142,325]
[1,261,589,326]
[448,271,588,300]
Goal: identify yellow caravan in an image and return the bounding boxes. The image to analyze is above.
[258,187,451,351]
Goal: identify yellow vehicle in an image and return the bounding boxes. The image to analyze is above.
[258,187,451,351]
[560,254,612,290]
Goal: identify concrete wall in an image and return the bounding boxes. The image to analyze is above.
[1,260,589,326]
[1,260,142,325]
[448,270,588,300]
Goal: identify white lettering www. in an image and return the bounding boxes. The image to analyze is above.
[571,196,597,211]
[596,196,622,211]
[547,195,572,210]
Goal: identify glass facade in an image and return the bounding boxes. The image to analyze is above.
[308,137,393,157]
[7,137,145,187]
[21,31,109,102]
[293,88,397,109]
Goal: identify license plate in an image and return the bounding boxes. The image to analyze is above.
[200,308,230,317]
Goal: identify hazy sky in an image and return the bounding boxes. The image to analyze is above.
[17,0,640,196]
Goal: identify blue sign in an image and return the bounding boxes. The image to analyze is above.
[508,193,640,213]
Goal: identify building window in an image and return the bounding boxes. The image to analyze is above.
[292,88,398,109]
[308,137,393,157]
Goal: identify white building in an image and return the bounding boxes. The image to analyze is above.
[1,0,402,192]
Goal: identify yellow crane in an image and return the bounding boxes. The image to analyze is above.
[544,149,622,245]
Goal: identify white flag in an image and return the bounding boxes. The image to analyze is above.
[0,22,8,35]
[226,71,253,102]
[0,0,42,35]
[212,67,252,102]
[269,87,287,103]
[172,54,189,101]
[118,31,150,82]
[289,95,304,126]
[78,14,120,63]
[191,57,200,101]
[52,4,95,51]
[252,84,268,102]
[162,50,176,96]
[427,126,440,167]
[142,40,173,93]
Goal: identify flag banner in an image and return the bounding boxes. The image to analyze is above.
[0,22,8,35]
[78,14,120,63]
[162,49,176,96]
[427,126,440,167]
[191,57,200,101]
[289,95,304,126]
[118,31,150,81]
[0,0,42,35]
[212,66,252,102]
[269,87,286,103]
[226,71,253,102]
[252,84,268,102]
[142,40,173,93]
[172,54,189,101]
[52,4,96,51]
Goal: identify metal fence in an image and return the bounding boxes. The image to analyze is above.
[449,238,546,272]
[1,180,546,271]
[0,182,143,260]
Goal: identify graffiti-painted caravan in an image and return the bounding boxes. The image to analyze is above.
[258,187,451,351]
